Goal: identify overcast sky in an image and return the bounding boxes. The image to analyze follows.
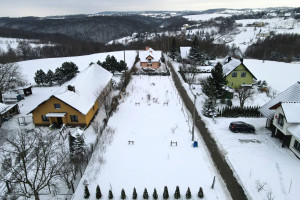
[0,0,299,17]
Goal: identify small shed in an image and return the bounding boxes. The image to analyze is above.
[13,85,32,97]
[0,103,20,127]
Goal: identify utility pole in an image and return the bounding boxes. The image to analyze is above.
[192,94,196,141]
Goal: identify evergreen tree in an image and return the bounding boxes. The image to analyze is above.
[188,36,205,65]
[117,60,128,72]
[163,186,169,199]
[34,69,47,86]
[108,190,113,199]
[54,67,64,85]
[96,185,102,199]
[84,186,90,199]
[121,188,126,199]
[153,188,158,200]
[143,188,149,199]
[68,132,76,153]
[186,187,192,199]
[208,62,228,98]
[46,69,55,86]
[72,132,85,156]
[198,187,204,199]
[174,186,181,199]
[202,97,217,118]
[61,62,79,80]
[132,187,137,199]
[169,37,178,60]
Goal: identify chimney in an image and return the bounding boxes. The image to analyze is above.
[227,56,232,62]
[240,58,244,63]
[68,85,75,92]
[145,46,150,51]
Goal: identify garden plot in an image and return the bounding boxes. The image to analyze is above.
[73,76,229,200]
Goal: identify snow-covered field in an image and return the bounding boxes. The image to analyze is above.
[183,14,231,21]
[72,76,230,200]
[0,37,53,52]
[17,50,137,84]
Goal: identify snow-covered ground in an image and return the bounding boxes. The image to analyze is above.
[169,58,300,200]
[72,75,230,200]
[0,37,53,52]
[17,50,137,84]
[183,14,232,21]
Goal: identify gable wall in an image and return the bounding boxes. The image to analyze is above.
[226,64,254,89]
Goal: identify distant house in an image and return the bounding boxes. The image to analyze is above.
[2,91,22,104]
[180,46,191,60]
[139,47,161,70]
[0,103,19,127]
[258,31,270,38]
[222,57,257,89]
[28,64,112,127]
[259,82,300,158]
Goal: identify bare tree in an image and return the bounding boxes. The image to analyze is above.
[0,63,25,103]
[0,129,68,200]
[102,92,112,119]
[234,87,254,108]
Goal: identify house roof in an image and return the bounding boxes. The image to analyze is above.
[287,124,300,140]
[0,103,17,115]
[281,102,300,123]
[222,57,257,79]
[259,82,300,119]
[30,64,112,115]
[139,48,161,62]
[180,46,191,59]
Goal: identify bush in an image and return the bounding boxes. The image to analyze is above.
[163,186,169,199]
[153,188,158,200]
[220,99,226,104]
[143,188,149,199]
[186,187,192,199]
[226,99,232,107]
[218,106,262,118]
[121,189,126,199]
[108,190,113,199]
[132,187,137,199]
[174,186,181,199]
[84,186,90,199]
[96,185,102,199]
[198,187,204,198]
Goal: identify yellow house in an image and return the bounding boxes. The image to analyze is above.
[29,63,112,127]
[139,47,161,70]
[223,57,257,89]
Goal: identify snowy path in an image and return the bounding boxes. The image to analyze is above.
[72,76,229,200]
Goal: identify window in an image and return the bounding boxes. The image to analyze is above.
[277,113,284,127]
[148,59,152,63]
[54,103,61,109]
[70,115,78,122]
[294,140,300,153]
[232,72,237,77]
[241,72,246,77]
[41,115,49,122]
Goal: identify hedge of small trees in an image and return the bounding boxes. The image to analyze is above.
[97,55,127,75]
[34,61,78,86]
[83,186,205,199]
[218,106,262,118]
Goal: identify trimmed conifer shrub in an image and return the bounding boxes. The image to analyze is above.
[84,186,90,198]
[143,188,149,199]
[96,185,102,199]
[186,187,192,199]
[132,187,137,199]
[163,186,169,199]
[121,189,126,199]
[174,186,181,199]
[198,187,204,199]
[108,190,113,199]
[153,188,158,200]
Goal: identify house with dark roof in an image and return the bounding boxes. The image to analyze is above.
[222,57,257,89]
[29,64,112,127]
[259,82,300,158]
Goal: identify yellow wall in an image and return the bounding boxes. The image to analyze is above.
[226,64,254,89]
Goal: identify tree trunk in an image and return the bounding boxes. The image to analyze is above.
[34,191,40,200]
[0,91,3,103]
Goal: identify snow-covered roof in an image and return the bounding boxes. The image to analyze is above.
[287,125,300,140]
[0,103,17,115]
[139,48,161,62]
[180,47,191,59]
[222,57,242,76]
[281,102,300,123]
[259,82,300,119]
[3,91,20,98]
[31,64,112,115]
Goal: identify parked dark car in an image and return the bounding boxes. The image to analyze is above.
[229,121,255,133]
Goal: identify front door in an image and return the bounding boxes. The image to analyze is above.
[57,117,63,126]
